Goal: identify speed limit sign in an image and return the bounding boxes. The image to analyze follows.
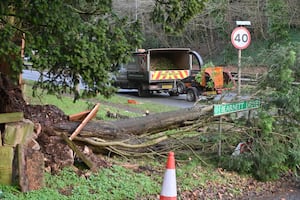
[231,27,251,50]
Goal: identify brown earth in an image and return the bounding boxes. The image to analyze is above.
[0,74,110,173]
[0,73,299,199]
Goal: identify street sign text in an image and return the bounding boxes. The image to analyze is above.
[231,27,251,50]
[213,99,260,116]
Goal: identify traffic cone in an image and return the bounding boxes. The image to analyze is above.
[160,151,177,200]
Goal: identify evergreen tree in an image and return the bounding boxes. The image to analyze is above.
[0,0,143,100]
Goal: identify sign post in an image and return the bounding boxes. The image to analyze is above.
[231,26,251,96]
[218,117,222,156]
[213,99,260,156]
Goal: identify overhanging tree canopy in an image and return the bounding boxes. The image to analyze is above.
[0,0,143,100]
[151,0,208,33]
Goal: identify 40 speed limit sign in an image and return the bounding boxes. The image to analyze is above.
[231,27,251,50]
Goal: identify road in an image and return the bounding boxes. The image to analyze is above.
[22,69,40,81]
[22,69,195,108]
[21,70,259,109]
[116,89,195,108]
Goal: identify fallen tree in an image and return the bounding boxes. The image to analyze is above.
[51,105,215,156]
[53,105,213,139]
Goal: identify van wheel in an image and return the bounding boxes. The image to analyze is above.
[186,87,199,102]
[168,91,179,96]
[138,86,150,97]
[177,81,186,94]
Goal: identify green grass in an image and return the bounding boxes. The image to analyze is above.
[0,156,252,199]
[23,80,177,120]
[98,95,177,114]
[0,166,160,200]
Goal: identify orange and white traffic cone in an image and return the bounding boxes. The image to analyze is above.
[160,151,177,200]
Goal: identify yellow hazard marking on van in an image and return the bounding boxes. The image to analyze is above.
[151,70,189,80]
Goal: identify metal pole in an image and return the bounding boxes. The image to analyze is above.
[237,49,242,97]
[218,116,222,156]
[135,0,138,22]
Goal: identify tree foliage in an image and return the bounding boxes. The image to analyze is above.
[149,3,300,181]
[151,0,208,34]
[147,0,299,61]
[221,42,300,181]
[0,24,23,82]
[266,0,290,42]
[259,43,300,121]
[0,0,143,100]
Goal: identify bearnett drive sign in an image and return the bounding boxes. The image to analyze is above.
[213,99,261,116]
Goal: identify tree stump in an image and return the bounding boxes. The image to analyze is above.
[0,146,14,185]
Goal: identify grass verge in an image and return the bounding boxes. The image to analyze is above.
[23,80,178,120]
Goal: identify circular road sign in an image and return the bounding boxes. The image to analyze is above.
[231,27,251,50]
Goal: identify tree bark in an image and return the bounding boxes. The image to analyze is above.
[53,105,213,140]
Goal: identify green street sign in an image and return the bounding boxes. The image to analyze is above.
[213,99,260,116]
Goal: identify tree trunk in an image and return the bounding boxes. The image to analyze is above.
[0,74,26,113]
[53,105,213,140]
